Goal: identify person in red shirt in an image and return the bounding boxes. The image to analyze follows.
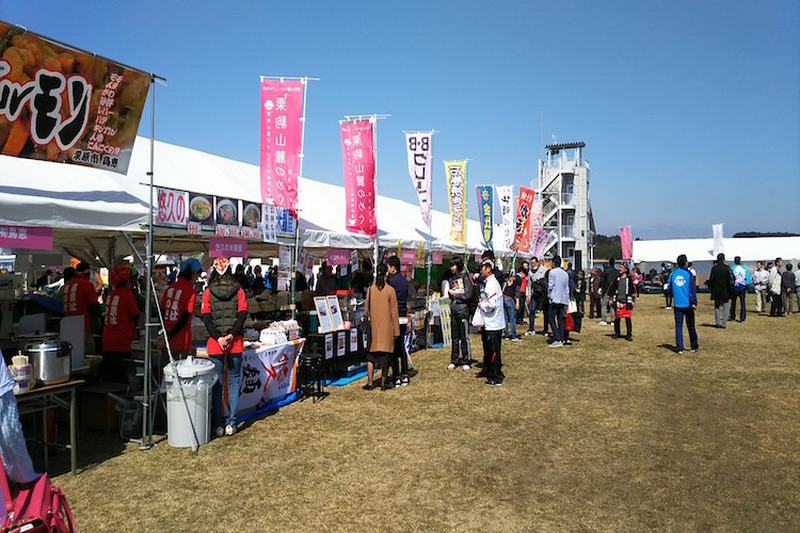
[101,266,140,383]
[201,257,247,437]
[62,261,100,355]
[159,258,202,358]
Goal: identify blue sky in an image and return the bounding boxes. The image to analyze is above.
[4,1,799,239]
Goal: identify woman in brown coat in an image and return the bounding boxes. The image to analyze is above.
[363,263,400,391]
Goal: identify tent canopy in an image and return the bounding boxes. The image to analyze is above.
[632,237,800,264]
[1,136,513,260]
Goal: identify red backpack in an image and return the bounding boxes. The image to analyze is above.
[1,464,75,533]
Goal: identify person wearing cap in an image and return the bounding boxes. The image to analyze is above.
[101,265,140,382]
[159,259,202,359]
[202,257,247,437]
[63,261,101,354]
[475,259,506,386]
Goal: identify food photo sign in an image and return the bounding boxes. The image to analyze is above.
[187,193,214,234]
[240,202,262,241]
[214,196,240,238]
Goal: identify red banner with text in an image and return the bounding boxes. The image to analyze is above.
[512,186,535,253]
[259,79,303,213]
[0,21,149,174]
[340,120,376,237]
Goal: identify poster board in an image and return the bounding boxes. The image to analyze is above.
[327,296,345,330]
[315,297,334,333]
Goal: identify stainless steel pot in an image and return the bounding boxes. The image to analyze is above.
[25,341,72,385]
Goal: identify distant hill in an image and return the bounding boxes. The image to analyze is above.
[732,232,800,238]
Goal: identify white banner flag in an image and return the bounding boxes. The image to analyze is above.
[405,132,433,227]
[529,196,543,250]
[497,185,514,249]
[712,224,724,257]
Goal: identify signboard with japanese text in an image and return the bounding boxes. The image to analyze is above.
[432,251,443,265]
[405,132,432,227]
[209,237,247,258]
[327,248,349,266]
[512,186,535,253]
[444,160,467,244]
[497,185,514,249]
[400,249,417,265]
[0,21,149,174]
[532,229,550,259]
[214,197,240,238]
[261,205,277,243]
[476,185,494,250]
[240,202,262,241]
[156,187,187,228]
[187,193,214,235]
[340,120,376,237]
[259,79,303,212]
[275,207,296,237]
[0,225,52,250]
[237,340,304,411]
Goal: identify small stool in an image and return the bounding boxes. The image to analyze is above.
[298,352,325,402]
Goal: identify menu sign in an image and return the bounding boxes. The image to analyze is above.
[187,193,214,234]
[240,202,262,241]
[214,197,240,238]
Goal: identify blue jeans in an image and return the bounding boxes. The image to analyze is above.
[210,353,242,428]
[503,297,518,338]
[527,298,538,332]
[548,303,566,342]
[674,307,698,351]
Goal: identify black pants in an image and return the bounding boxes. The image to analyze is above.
[770,292,784,316]
[481,329,503,382]
[589,295,601,318]
[539,297,550,333]
[664,291,673,307]
[391,323,409,378]
[614,317,632,339]
[450,311,470,366]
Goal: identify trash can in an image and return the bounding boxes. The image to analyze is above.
[163,357,217,448]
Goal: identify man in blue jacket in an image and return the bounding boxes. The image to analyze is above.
[730,256,752,323]
[668,254,699,355]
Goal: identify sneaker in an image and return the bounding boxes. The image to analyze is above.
[447,363,457,370]
[462,364,471,372]
[690,347,698,353]
[525,330,536,336]
[214,426,224,438]
[395,378,402,387]
[511,337,522,342]
[362,383,374,390]
[401,377,409,387]
[225,424,237,436]
[677,350,684,355]
[665,306,672,310]
[548,341,563,348]
[485,379,503,387]
[598,321,607,326]
[626,336,633,342]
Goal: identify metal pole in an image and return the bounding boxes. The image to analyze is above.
[426,130,434,310]
[142,74,155,448]
[292,77,312,321]
[372,115,379,280]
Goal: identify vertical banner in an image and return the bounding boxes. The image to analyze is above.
[512,186,535,253]
[712,224,724,256]
[444,160,467,244]
[476,185,494,250]
[405,132,433,227]
[497,185,514,250]
[529,196,543,251]
[532,229,551,259]
[340,120,377,236]
[0,21,150,174]
[620,225,632,261]
[259,79,304,212]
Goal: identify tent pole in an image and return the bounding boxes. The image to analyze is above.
[291,77,311,321]
[141,74,156,449]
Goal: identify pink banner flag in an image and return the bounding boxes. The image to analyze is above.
[260,79,304,213]
[340,120,376,237]
[512,187,535,253]
[620,226,632,260]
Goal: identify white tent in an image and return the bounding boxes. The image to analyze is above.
[1,136,512,259]
[632,237,800,264]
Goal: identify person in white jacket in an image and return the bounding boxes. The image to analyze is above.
[475,260,506,386]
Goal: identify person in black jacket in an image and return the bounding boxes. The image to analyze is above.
[447,257,474,371]
[708,253,733,328]
[599,258,619,325]
[609,263,635,341]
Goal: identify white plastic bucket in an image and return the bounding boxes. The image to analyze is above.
[163,357,217,448]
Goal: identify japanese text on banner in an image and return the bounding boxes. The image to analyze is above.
[405,132,432,227]
[340,120,376,237]
[476,185,494,250]
[497,185,514,249]
[512,186,535,253]
[259,79,304,213]
[444,160,467,244]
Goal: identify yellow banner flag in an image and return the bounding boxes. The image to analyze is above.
[444,160,467,244]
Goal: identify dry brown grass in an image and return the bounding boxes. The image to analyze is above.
[46,295,800,532]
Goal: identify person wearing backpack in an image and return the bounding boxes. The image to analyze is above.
[729,256,752,323]
[709,253,733,328]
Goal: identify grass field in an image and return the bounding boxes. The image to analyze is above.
[46,295,799,531]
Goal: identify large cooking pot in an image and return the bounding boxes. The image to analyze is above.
[25,341,72,385]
